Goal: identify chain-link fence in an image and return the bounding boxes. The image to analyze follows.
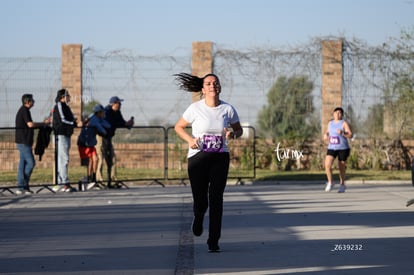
[82,49,192,126]
[0,57,60,127]
[1,37,413,175]
[1,40,410,133]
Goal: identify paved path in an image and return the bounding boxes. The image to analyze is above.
[1,182,414,274]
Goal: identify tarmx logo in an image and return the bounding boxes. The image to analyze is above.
[274,142,304,162]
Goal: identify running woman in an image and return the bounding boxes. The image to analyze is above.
[174,73,243,252]
[324,107,353,193]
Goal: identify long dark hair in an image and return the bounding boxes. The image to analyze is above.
[173,73,219,92]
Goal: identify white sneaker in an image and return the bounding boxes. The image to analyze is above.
[62,185,75,192]
[86,182,96,190]
[52,185,73,192]
[325,182,334,192]
[15,190,23,195]
[52,185,62,192]
[338,184,346,193]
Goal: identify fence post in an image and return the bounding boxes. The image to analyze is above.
[321,40,343,137]
[191,41,213,102]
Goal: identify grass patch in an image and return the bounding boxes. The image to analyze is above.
[255,169,411,181]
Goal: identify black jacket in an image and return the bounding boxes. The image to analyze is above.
[34,126,52,161]
[53,102,75,136]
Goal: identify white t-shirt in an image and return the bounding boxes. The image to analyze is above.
[182,99,240,158]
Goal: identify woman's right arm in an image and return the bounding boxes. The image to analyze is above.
[324,122,330,141]
[174,117,199,149]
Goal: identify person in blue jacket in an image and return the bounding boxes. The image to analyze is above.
[77,104,110,185]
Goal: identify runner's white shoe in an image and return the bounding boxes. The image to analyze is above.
[325,182,334,192]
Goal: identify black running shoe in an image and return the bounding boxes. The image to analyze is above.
[208,243,221,253]
[191,215,204,236]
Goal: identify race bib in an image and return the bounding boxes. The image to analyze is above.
[201,134,224,152]
[329,136,340,145]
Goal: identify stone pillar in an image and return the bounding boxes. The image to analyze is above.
[61,44,82,119]
[321,40,343,137]
[191,42,213,102]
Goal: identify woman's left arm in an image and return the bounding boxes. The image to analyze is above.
[342,121,353,139]
[226,121,243,139]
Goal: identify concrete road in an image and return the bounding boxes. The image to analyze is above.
[1,182,414,274]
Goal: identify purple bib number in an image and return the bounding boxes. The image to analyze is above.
[202,134,224,152]
[329,136,340,145]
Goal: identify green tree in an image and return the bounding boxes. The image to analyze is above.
[380,26,414,139]
[391,26,414,68]
[257,75,316,141]
[362,103,384,139]
[384,74,414,139]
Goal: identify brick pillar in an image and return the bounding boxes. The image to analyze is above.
[321,40,343,137]
[191,42,213,102]
[61,44,82,119]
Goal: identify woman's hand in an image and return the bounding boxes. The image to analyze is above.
[224,128,233,140]
[189,137,200,149]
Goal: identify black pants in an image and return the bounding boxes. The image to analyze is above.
[187,152,230,244]
[101,137,114,185]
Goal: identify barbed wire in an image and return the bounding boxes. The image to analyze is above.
[0,35,412,133]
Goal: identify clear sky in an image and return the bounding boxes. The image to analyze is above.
[1,0,413,57]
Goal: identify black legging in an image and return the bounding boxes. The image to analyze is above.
[187,151,230,244]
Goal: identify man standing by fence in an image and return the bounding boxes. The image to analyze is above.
[15,94,51,194]
[96,96,134,189]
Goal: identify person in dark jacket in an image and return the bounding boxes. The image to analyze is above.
[15,94,51,195]
[52,89,82,192]
[96,96,134,188]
